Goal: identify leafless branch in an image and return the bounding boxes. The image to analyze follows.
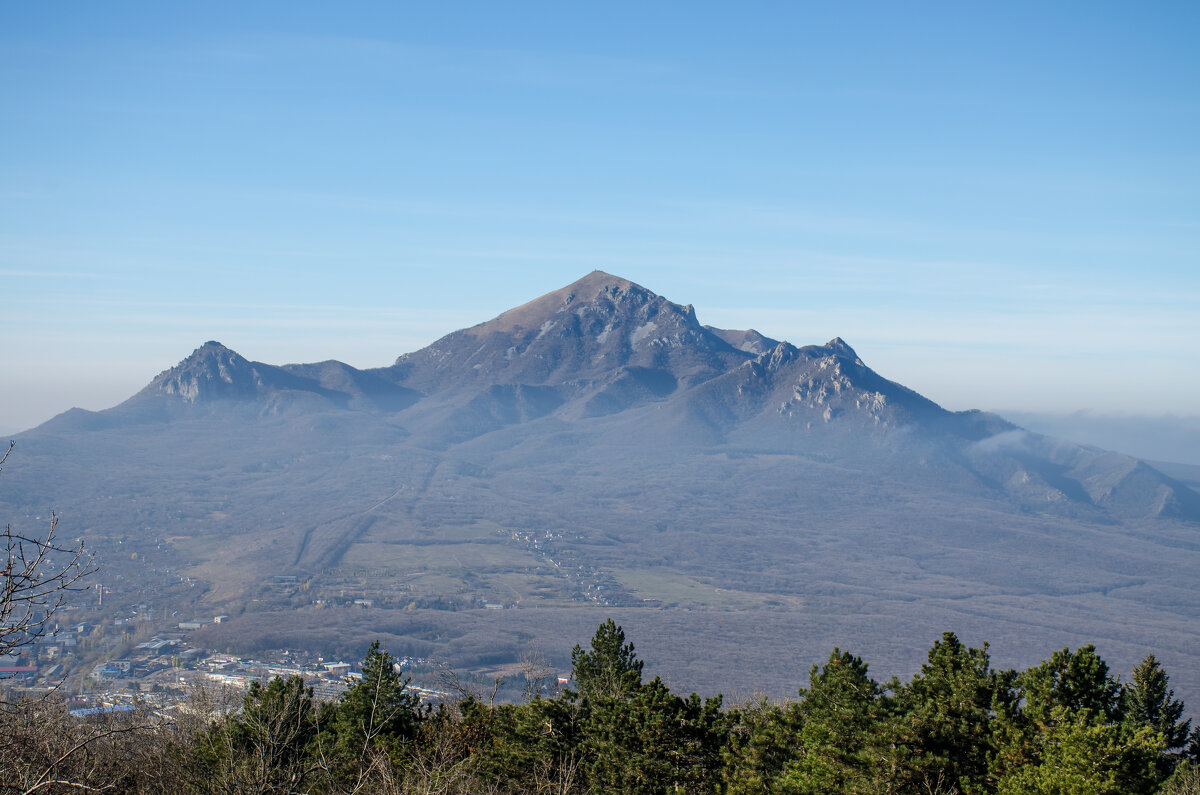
[18,723,145,795]
[1,442,97,662]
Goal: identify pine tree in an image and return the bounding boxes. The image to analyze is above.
[566,620,727,793]
[995,706,1166,795]
[332,641,423,782]
[993,646,1171,794]
[194,675,320,794]
[1122,654,1190,752]
[568,618,643,702]
[889,632,1015,794]
[478,696,582,790]
[721,699,805,794]
[1018,645,1122,726]
[780,649,882,794]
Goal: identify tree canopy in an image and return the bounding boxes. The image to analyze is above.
[3,620,1195,794]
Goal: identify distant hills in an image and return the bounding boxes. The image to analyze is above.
[4,271,1199,702]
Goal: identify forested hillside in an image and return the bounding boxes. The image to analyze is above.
[5,620,1199,795]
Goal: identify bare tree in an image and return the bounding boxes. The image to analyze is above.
[0,696,158,795]
[520,642,560,703]
[0,442,168,795]
[434,660,500,707]
[1165,763,1200,795]
[1,441,96,664]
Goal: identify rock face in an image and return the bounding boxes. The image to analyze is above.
[146,341,267,403]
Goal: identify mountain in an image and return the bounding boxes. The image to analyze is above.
[4,271,1199,703]
[128,340,420,416]
[389,271,741,393]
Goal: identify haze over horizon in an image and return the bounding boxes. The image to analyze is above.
[3,3,1198,440]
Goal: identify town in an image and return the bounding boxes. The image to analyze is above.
[2,609,455,716]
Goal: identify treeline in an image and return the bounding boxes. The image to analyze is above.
[3,621,1199,795]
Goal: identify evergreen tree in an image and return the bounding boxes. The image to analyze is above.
[1017,645,1122,726]
[779,649,882,794]
[194,675,320,795]
[332,640,423,783]
[993,645,1172,794]
[565,620,727,793]
[888,632,1016,794]
[721,699,805,795]
[994,706,1165,795]
[1122,654,1190,752]
[478,696,582,790]
[568,618,643,702]
[580,675,727,794]
[166,626,1193,795]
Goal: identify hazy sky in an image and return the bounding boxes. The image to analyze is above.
[3,2,1198,435]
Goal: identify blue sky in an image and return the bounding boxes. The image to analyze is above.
[2,2,1198,435]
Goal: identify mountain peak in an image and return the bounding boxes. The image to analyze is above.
[179,340,247,367]
[824,337,859,359]
[477,271,647,336]
[391,272,748,392]
[144,341,261,403]
[571,269,637,293]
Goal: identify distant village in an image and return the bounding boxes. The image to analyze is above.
[2,609,452,715]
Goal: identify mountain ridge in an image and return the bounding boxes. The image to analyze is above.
[37,271,1200,523]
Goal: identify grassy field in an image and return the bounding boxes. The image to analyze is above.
[610,567,805,610]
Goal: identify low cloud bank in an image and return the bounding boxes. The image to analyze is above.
[996,411,1200,467]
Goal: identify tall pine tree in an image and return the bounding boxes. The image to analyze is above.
[1122,654,1190,752]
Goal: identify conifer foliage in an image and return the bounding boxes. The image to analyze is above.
[1124,654,1192,753]
[2,622,1196,794]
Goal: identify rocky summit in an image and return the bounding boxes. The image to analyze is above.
[4,272,1200,704]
